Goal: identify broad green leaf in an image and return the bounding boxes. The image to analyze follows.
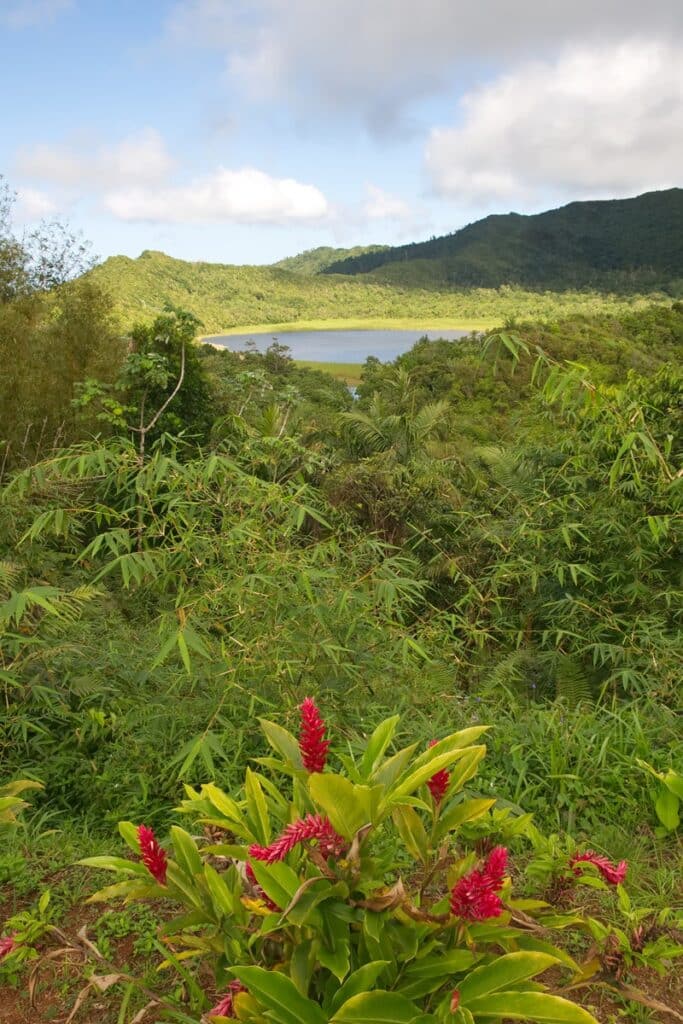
[359,716,401,780]
[438,798,496,835]
[86,880,161,903]
[392,805,430,864]
[200,783,244,826]
[203,864,236,916]
[513,936,579,972]
[286,881,348,928]
[78,856,149,876]
[308,774,382,838]
[458,952,559,1002]
[118,820,141,853]
[403,950,477,980]
[166,863,205,910]
[250,860,301,913]
[290,939,315,997]
[398,951,478,999]
[662,769,683,799]
[230,966,326,1024]
[331,991,424,1023]
[387,746,486,807]
[407,728,489,775]
[372,743,418,788]
[245,768,271,844]
[446,748,488,797]
[0,780,43,797]
[170,826,203,877]
[655,788,680,830]
[464,991,597,1022]
[329,962,390,1015]
[318,911,351,981]
[259,718,303,769]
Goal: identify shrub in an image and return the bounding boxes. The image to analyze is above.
[79,700,629,1023]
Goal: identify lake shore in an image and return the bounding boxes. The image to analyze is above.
[198,315,499,340]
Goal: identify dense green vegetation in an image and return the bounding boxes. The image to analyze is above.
[0,187,681,1021]
[89,249,671,335]
[324,189,683,295]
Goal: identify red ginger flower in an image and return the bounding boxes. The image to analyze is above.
[570,850,627,886]
[209,981,247,1018]
[299,697,330,773]
[450,846,508,922]
[249,814,345,865]
[137,824,168,885]
[0,935,17,960]
[427,739,450,803]
[450,990,461,1012]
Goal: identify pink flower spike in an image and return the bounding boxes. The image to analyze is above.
[299,698,330,773]
[137,824,168,885]
[483,846,508,889]
[426,740,450,804]
[209,981,247,1018]
[450,847,509,922]
[570,851,627,886]
[248,814,346,865]
[0,935,17,960]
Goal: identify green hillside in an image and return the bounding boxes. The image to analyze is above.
[90,248,670,334]
[324,188,683,293]
[273,243,389,274]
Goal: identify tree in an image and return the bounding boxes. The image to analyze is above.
[75,306,214,460]
[0,176,94,301]
[0,179,122,472]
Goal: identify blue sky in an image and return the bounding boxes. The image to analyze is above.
[1,0,681,265]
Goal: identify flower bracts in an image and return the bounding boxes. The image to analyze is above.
[426,739,450,803]
[450,846,508,921]
[137,824,168,885]
[298,697,330,773]
[249,814,345,865]
[570,850,627,886]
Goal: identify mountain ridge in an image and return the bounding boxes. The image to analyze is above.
[322,188,683,293]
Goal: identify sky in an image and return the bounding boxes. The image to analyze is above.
[1,0,681,265]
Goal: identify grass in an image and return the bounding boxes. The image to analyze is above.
[199,315,499,338]
[294,360,364,385]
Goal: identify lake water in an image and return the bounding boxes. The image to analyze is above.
[203,328,472,363]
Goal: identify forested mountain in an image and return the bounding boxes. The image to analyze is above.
[324,188,683,293]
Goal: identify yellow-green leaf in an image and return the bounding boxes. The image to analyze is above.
[308,774,382,838]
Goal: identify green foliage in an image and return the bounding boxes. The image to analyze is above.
[0,177,117,471]
[88,248,670,335]
[74,305,214,452]
[636,760,683,834]
[2,299,682,1018]
[0,778,42,831]
[81,706,614,1022]
[0,280,125,471]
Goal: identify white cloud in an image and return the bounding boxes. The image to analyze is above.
[363,185,414,223]
[425,41,683,204]
[0,0,72,27]
[15,188,58,220]
[16,129,174,189]
[166,0,682,126]
[104,167,330,225]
